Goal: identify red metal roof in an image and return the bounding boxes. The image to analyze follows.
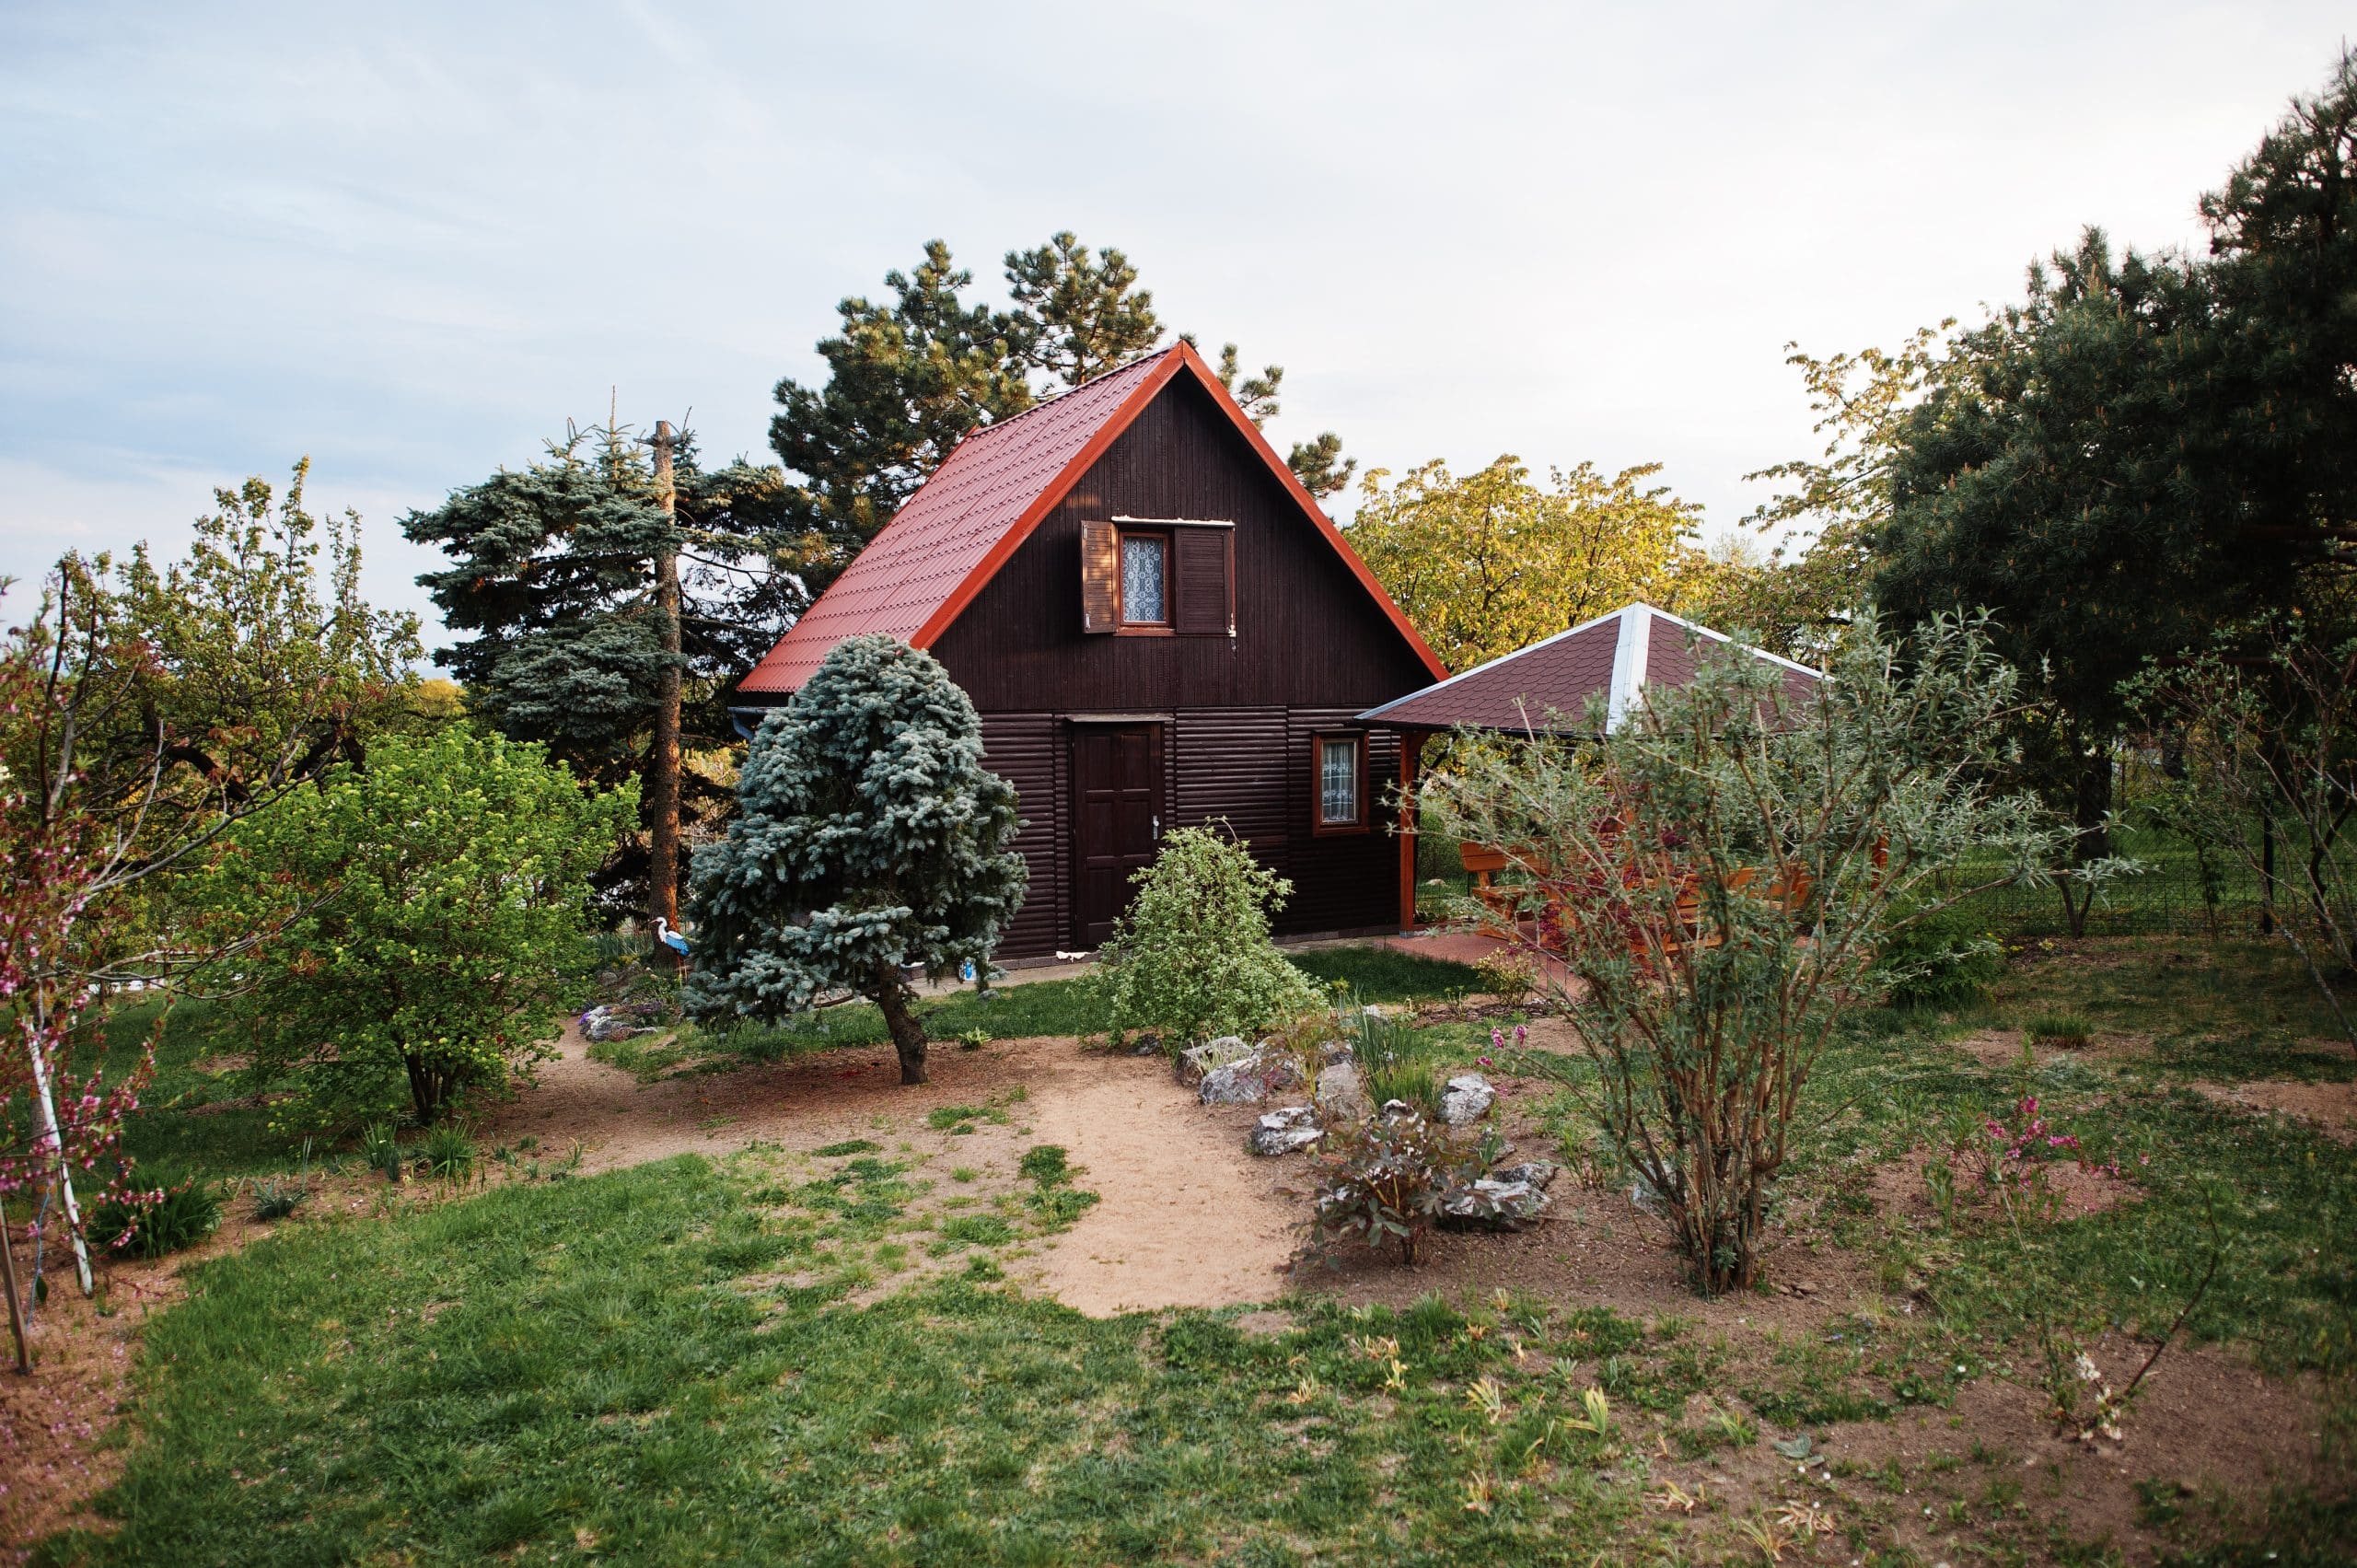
[1358,603,1821,733]
[738,342,1443,696]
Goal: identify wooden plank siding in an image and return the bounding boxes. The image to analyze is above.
[976,713,1065,958]
[930,377,1432,713]
[926,374,1434,958]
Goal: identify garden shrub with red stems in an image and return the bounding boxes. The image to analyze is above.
[1422,612,2127,1295]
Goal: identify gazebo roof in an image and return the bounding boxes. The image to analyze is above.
[1356,602,1821,734]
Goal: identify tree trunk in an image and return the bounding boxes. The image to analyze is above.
[648,420,684,960]
[2057,744,2115,938]
[26,995,92,1295]
[2073,744,2114,865]
[873,965,927,1085]
[0,1196,29,1373]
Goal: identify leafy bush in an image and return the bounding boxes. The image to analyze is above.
[1472,949,1536,1002]
[1873,910,2005,1009]
[88,1175,221,1260]
[198,728,635,1131]
[1311,1109,1470,1265]
[1098,824,1322,1049]
[1424,613,2118,1295]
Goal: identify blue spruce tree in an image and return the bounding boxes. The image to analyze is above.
[685,635,1027,1083]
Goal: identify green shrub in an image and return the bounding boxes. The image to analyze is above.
[1098,824,1322,1049]
[88,1175,222,1260]
[1873,910,2006,1009]
[196,728,635,1132]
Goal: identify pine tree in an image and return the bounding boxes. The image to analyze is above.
[769,237,1360,585]
[1872,51,2357,895]
[402,422,793,912]
[766,243,1035,606]
[1004,232,1164,386]
[683,635,1028,1085]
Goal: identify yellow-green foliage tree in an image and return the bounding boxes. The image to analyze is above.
[1346,457,1702,670]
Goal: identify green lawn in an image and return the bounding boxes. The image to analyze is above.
[591,944,1489,1081]
[36,937,2357,1564]
[41,1154,1688,1567]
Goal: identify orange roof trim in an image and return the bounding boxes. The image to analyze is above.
[737,342,1445,695]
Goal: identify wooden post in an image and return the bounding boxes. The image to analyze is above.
[1397,727,1423,932]
[648,421,684,950]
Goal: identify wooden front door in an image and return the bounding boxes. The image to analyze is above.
[1071,724,1163,947]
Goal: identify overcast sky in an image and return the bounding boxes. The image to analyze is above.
[3,2,2348,654]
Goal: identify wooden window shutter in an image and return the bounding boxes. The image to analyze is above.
[1173,527,1231,635]
[1080,521,1118,633]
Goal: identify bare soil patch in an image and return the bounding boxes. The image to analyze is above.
[1663,1338,2329,1564]
[488,1025,1303,1315]
[2192,1077,2357,1143]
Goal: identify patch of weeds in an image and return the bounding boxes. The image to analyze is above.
[812,1139,880,1158]
[949,1166,979,1183]
[937,1215,1017,1249]
[925,1101,1012,1134]
[1745,1384,1895,1426]
[1028,1187,1100,1226]
[1552,1305,1645,1359]
[250,1178,307,1222]
[2025,1012,2094,1049]
[357,1121,404,1182]
[1016,1145,1072,1185]
[421,1124,474,1181]
[1017,1143,1099,1230]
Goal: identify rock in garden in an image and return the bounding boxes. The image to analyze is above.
[1490,1160,1558,1191]
[1314,1061,1372,1124]
[1439,1073,1496,1126]
[1249,1105,1324,1156]
[1176,1034,1251,1086]
[1437,1177,1550,1232]
[1197,1046,1303,1106]
[578,1005,644,1043]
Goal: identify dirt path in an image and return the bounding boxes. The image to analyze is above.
[488,1026,1300,1313]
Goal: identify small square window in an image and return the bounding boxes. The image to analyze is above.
[1316,734,1364,829]
[1120,533,1168,625]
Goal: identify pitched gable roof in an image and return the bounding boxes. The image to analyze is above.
[1357,602,1821,734]
[738,342,1444,695]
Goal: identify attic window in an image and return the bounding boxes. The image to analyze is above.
[1082,519,1232,635]
[1120,533,1168,625]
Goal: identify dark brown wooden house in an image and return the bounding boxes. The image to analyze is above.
[734,342,1447,960]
